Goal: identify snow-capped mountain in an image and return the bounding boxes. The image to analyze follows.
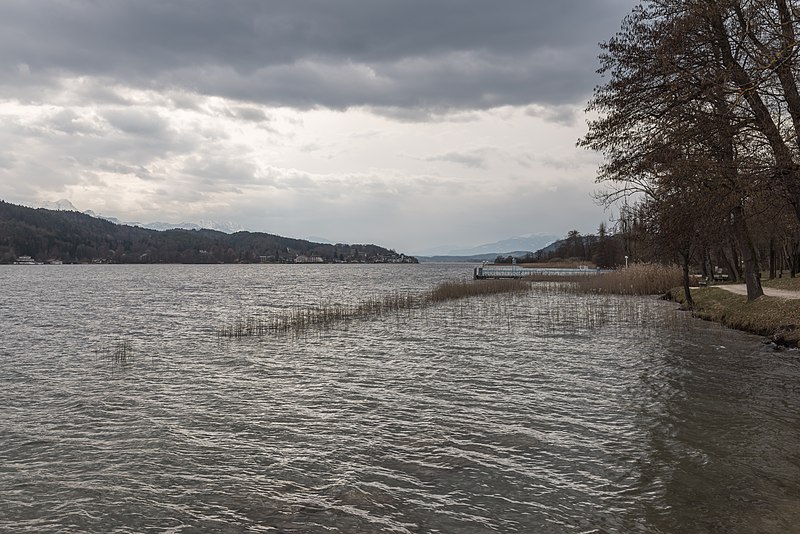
[416,233,561,257]
[33,199,79,212]
[31,199,244,234]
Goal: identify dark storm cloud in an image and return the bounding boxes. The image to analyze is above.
[0,0,633,112]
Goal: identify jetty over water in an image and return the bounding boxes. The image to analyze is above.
[473,264,606,279]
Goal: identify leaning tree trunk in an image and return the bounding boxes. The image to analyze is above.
[731,205,764,301]
[720,245,739,283]
[714,6,800,229]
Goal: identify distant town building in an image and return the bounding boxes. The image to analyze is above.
[13,255,37,265]
[294,255,324,263]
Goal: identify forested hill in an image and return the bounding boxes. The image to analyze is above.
[0,201,416,264]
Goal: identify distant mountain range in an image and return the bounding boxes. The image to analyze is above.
[416,233,561,261]
[30,199,244,234]
[28,199,563,263]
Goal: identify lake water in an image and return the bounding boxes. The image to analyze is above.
[1,264,799,533]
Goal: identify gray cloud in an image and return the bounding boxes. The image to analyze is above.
[47,109,103,135]
[103,109,170,137]
[517,150,603,171]
[179,152,262,189]
[92,160,156,182]
[229,106,271,123]
[0,0,633,113]
[0,152,16,170]
[426,150,489,169]
[525,105,581,127]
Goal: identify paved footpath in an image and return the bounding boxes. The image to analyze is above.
[714,284,800,299]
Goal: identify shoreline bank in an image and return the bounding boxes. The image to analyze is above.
[667,286,800,348]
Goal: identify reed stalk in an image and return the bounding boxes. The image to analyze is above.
[218,279,529,338]
[557,264,685,295]
[425,279,529,303]
[96,338,134,363]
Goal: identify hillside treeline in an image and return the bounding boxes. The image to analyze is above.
[498,216,800,286]
[495,225,624,268]
[0,201,415,264]
[581,0,800,306]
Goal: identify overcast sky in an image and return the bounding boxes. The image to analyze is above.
[0,0,636,254]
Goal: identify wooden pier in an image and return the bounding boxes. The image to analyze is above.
[473,264,606,279]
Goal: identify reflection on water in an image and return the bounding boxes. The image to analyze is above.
[632,334,800,533]
[1,264,798,532]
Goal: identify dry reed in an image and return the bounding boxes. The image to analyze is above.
[218,279,529,338]
[567,263,684,295]
[96,339,134,363]
[426,279,529,303]
[218,292,417,338]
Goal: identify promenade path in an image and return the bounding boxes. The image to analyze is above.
[715,284,800,300]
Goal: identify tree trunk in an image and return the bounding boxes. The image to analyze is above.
[789,240,800,278]
[774,0,800,153]
[700,247,710,282]
[720,245,740,283]
[681,252,694,311]
[710,5,800,226]
[769,237,777,280]
[731,205,764,300]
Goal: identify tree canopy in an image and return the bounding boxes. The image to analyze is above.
[582,0,800,302]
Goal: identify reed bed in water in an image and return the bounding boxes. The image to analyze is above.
[426,278,529,303]
[430,281,686,338]
[95,338,134,363]
[218,279,529,338]
[219,292,417,338]
[567,263,684,295]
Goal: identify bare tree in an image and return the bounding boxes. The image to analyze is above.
[582,0,776,300]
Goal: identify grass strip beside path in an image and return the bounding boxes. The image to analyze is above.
[763,276,800,292]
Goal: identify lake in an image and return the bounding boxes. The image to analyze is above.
[1,264,799,532]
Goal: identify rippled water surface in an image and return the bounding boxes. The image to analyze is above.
[2,264,799,533]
